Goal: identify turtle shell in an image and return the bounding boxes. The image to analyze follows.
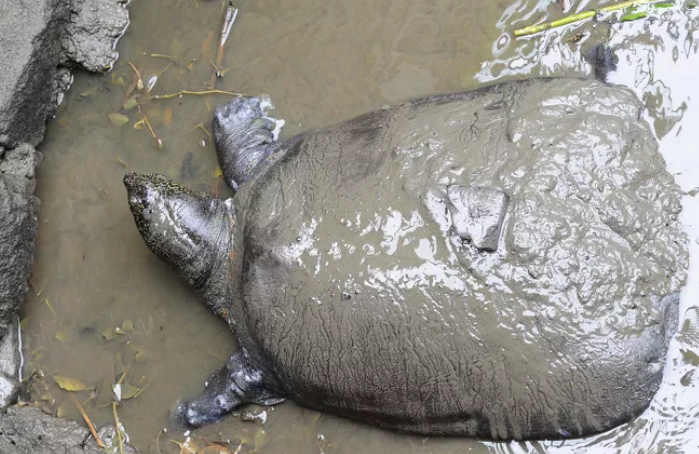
[228,78,687,439]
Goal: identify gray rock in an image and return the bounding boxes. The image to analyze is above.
[0,405,137,454]
[447,185,509,252]
[64,0,131,73]
[0,145,41,345]
[0,0,128,377]
[0,0,129,444]
[0,0,129,355]
[0,317,21,408]
[0,0,129,147]
[0,0,68,147]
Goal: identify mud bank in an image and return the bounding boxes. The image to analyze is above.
[0,0,133,451]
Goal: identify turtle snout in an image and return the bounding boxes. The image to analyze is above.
[123,173,150,212]
[172,399,225,428]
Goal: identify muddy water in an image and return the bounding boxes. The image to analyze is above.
[20,0,698,453]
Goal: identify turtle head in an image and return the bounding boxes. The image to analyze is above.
[124,172,233,290]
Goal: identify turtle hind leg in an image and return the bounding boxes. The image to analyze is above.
[175,349,285,428]
[212,96,280,191]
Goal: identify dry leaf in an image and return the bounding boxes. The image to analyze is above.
[113,383,140,401]
[171,439,200,454]
[111,72,126,86]
[199,444,233,454]
[54,375,88,392]
[102,327,116,340]
[122,320,134,332]
[123,96,139,110]
[114,352,126,378]
[55,329,70,342]
[109,112,129,127]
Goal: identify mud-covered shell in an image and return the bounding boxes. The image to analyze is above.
[229,79,688,440]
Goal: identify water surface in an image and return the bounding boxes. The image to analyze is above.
[21,0,699,452]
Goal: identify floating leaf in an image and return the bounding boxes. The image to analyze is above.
[135,349,148,362]
[54,375,88,392]
[212,167,223,178]
[652,1,675,7]
[620,10,648,20]
[123,96,139,110]
[111,72,126,86]
[80,88,96,98]
[55,329,70,342]
[102,327,116,340]
[113,383,140,401]
[114,326,126,335]
[109,113,129,127]
[122,384,140,400]
[114,352,126,378]
[122,320,134,333]
[171,439,199,454]
[200,444,233,454]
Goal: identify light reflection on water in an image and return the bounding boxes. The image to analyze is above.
[479,2,699,453]
[19,0,699,453]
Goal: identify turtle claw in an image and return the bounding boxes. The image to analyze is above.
[213,96,281,191]
[173,349,285,427]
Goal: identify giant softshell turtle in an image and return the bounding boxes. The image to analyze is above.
[123,78,688,440]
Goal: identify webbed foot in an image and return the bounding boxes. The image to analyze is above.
[212,96,280,191]
[173,349,285,427]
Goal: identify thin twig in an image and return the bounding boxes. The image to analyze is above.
[193,123,213,140]
[513,0,664,37]
[210,60,224,77]
[210,2,238,88]
[138,107,163,149]
[118,62,143,111]
[112,403,125,454]
[155,429,165,454]
[127,62,144,90]
[150,53,177,60]
[147,90,242,100]
[70,394,104,448]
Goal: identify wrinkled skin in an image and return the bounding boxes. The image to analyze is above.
[124,78,688,440]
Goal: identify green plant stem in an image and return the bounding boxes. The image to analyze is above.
[513,0,661,37]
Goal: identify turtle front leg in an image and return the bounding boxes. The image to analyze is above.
[212,96,281,191]
[174,349,285,427]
